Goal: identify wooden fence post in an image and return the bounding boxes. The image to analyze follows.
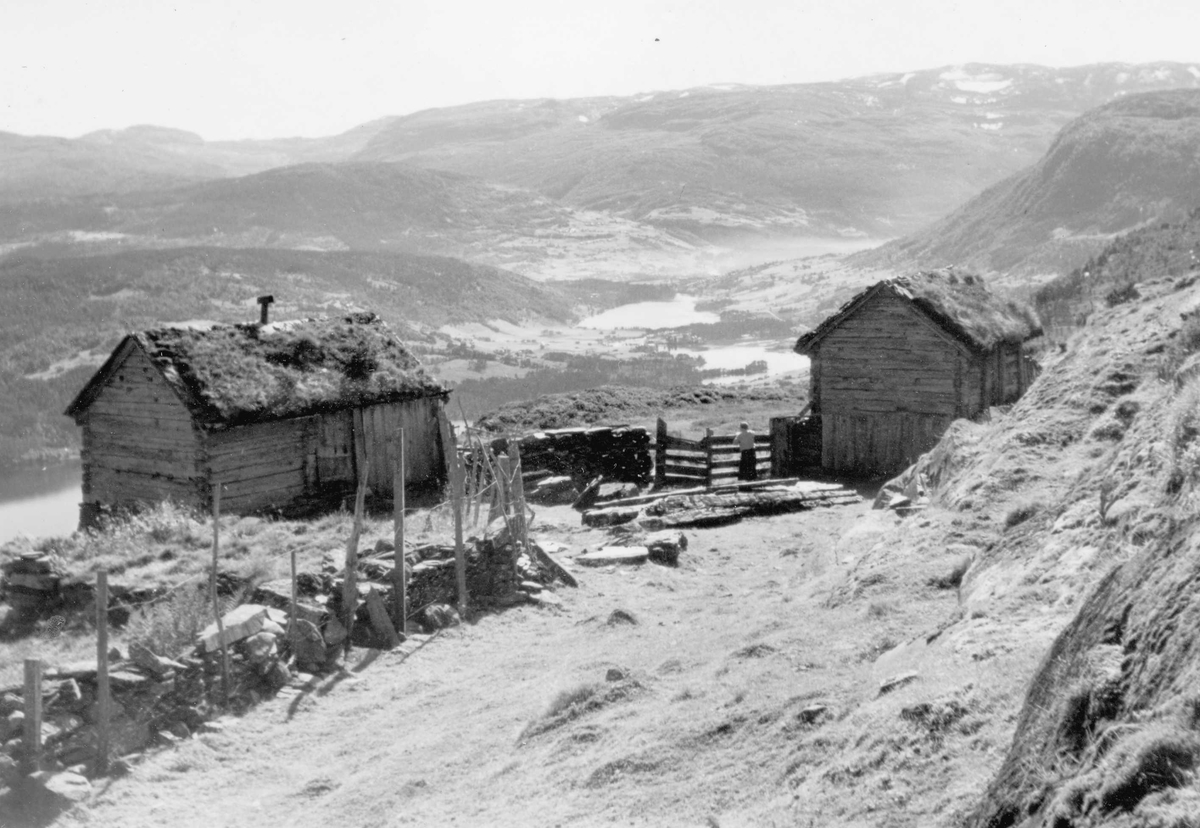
[22,659,42,774]
[344,460,368,655]
[393,428,407,634]
[655,418,668,488]
[507,443,530,553]
[96,569,111,775]
[211,483,230,705]
[704,428,715,488]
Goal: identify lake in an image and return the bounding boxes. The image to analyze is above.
[676,343,810,382]
[579,295,720,330]
[0,462,82,545]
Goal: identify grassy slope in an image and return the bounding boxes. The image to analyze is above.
[853,90,1200,280]
[1034,206,1200,333]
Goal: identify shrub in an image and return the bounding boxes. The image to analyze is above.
[126,585,212,658]
[1004,502,1040,530]
[928,555,972,590]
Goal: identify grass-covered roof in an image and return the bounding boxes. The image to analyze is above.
[72,313,447,425]
[795,268,1042,354]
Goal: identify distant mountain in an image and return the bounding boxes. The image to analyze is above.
[3,62,1198,246]
[352,63,1200,240]
[0,118,401,202]
[851,89,1200,279]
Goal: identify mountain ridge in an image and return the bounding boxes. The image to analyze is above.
[848,88,1200,281]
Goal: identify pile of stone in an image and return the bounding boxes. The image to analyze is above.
[0,602,298,804]
[490,426,652,486]
[0,550,64,617]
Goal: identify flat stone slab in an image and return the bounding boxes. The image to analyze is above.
[527,590,562,607]
[575,546,649,567]
[198,604,270,652]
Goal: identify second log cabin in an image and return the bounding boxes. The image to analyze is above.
[793,269,1041,477]
[66,312,450,523]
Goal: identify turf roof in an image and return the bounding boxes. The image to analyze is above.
[71,313,447,426]
[794,268,1042,354]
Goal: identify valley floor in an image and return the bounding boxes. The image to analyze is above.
[37,499,1048,828]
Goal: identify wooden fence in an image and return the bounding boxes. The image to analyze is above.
[654,418,772,488]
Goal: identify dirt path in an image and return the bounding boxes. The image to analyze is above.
[45,500,1038,828]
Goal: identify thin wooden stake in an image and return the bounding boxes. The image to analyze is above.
[437,408,469,616]
[96,570,111,775]
[288,548,298,644]
[392,428,407,634]
[22,659,42,774]
[452,451,467,617]
[211,484,230,705]
[343,459,368,655]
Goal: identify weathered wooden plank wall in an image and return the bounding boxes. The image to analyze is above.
[816,291,968,476]
[82,347,202,508]
[358,398,445,497]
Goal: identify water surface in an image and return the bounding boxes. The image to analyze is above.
[0,462,82,545]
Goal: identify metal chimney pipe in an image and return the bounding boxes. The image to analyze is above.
[257,295,275,325]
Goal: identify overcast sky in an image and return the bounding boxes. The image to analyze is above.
[3,0,1198,141]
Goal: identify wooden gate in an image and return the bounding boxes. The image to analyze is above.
[654,418,771,488]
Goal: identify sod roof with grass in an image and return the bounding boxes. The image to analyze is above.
[794,268,1042,354]
[69,312,448,426]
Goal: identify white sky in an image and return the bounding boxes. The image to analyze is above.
[2,0,1198,141]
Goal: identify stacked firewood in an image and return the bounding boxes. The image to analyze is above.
[490,426,652,485]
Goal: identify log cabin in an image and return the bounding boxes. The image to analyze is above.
[793,269,1041,477]
[65,312,450,524]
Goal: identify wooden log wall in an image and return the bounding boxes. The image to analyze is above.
[81,346,203,509]
[203,416,318,513]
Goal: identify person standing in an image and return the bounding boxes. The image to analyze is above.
[736,421,757,481]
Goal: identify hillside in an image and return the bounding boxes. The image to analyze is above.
[853,89,1200,280]
[0,246,575,465]
[11,269,1199,828]
[1034,207,1200,335]
[354,63,1200,241]
[0,161,710,281]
